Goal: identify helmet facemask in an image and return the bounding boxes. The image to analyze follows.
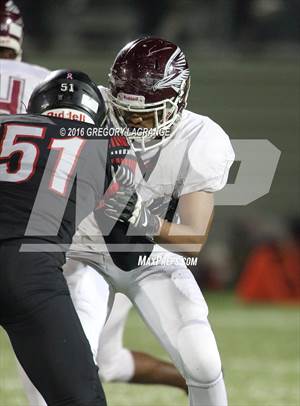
[108,77,189,152]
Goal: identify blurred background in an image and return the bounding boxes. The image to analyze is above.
[0,0,299,405]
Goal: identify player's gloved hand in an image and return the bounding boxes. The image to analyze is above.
[111,165,134,187]
[147,196,170,217]
[104,166,161,237]
[98,164,135,208]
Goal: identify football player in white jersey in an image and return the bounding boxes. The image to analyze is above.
[22,38,235,406]
[69,37,234,406]
[0,0,49,114]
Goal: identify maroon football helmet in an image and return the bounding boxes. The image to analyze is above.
[0,0,23,59]
[108,37,190,151]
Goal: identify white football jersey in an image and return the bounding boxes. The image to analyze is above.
[70,86,235,257]
[135,109,235,202]
[0,59,49,114]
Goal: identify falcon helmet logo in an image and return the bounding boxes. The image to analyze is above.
[153,47,190,92]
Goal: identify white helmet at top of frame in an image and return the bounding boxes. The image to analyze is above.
[0,0,23,60]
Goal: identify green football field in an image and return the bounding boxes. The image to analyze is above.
[0,292,299,406]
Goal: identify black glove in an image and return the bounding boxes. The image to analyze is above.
[104,167,161,237]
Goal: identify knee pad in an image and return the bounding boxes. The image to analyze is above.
[177,320,222,386]
[98,348,134,383]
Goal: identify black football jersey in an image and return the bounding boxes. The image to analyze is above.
[0,114,111,245]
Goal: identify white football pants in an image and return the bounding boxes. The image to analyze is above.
[19,251,227,406]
